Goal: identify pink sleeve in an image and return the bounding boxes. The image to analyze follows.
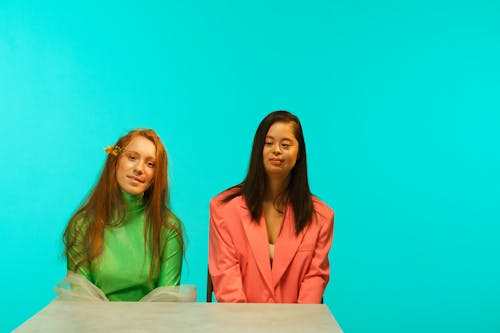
[297,210,334,303]
[208,199,247,302]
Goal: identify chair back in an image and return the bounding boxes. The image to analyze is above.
[206,268,213,302]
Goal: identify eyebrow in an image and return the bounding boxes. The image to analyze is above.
[266,135,294,141]
[124,149,156,159]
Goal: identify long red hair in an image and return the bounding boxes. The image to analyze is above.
[63,129,183,280]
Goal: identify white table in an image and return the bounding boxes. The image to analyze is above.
[14,301,343,333]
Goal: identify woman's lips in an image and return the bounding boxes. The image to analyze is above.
[128,175,145,183]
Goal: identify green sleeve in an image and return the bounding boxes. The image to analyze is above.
[66,217,92,282]
[157,213,183,286]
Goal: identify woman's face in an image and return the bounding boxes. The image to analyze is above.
[116,136,156,195]
[262,121,299,178]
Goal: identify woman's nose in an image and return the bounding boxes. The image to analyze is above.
[134,162,145,174]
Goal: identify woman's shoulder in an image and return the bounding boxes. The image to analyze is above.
[209,189,247,225]
[67,211,90,232]
[64,211,91,245]
[162,210,184,241]
[165,210,182,228]
[210,187,243,209]
[311,196,334,221]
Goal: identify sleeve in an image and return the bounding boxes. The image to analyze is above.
[66,217,92,282]
[157,213,183,287]
[297,209,334,303]
[208,199,247,302]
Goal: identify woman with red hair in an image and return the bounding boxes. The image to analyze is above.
[62,129,186,301]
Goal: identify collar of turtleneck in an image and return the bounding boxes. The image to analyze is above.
[121,190,145,213]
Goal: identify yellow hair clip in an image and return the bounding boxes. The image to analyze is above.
[104,145,124,156]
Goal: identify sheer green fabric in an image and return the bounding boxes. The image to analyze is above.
[66,191,183,301]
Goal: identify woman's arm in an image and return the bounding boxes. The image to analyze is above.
[297,211,334,303]
[66,218,92,281]
[208,199,247,302]
[158,214,183,286]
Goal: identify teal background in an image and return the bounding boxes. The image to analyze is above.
[1,1,499,332]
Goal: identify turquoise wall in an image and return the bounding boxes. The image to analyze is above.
[1,1,499,332]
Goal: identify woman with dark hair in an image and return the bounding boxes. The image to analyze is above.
[209,111,334,303]
[62,129,188,301]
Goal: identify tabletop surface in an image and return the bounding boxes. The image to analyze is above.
[14,301,343,333]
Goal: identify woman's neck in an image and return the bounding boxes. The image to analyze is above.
[121,190,145,212]
[264,174,289,202]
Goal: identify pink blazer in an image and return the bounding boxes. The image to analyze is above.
[208,192,334,303]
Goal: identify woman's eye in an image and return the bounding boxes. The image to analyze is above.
[265,141,273,146]
[147,162,155,168]
[128,155,136,161]
[281,144,290,149]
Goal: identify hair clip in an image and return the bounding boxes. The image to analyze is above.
[104,145,124,156]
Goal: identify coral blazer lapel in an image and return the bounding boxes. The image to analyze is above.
[272,205,307,288]
[240,201,274,294]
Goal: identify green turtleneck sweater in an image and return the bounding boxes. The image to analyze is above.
[66,191,183,301]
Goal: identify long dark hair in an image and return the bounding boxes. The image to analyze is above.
[224,111,314,234]
[63,129,183,280]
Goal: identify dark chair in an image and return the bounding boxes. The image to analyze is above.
[206,268,214,302]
